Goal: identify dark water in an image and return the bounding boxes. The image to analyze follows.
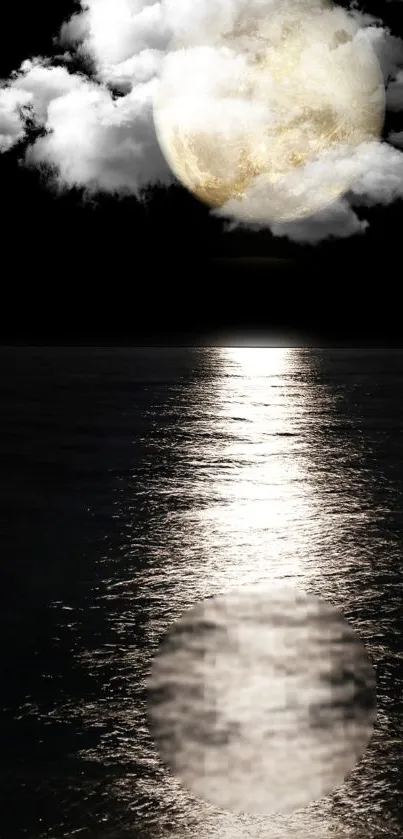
[0,347,402,839]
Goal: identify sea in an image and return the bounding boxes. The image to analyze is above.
[0,346,402,839]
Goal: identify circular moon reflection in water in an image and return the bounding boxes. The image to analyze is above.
[147,587,376,814]
[153,0,385,222]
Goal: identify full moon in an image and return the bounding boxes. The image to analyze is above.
[153,0,385,222]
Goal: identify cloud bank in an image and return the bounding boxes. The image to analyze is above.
[1,0,403,242]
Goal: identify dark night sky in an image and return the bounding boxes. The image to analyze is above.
[1,0,403,344]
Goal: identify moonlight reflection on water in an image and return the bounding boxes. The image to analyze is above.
[147,586,376,814]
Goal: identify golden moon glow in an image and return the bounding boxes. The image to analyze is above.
[153,0,385,222]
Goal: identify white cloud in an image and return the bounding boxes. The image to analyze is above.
[0,0,403,241]
[25,75,170,195]
[216,139,403,242]
[220,196,368,243]
[386,69,403,110]
[362,26,403,81]
[348,139,403,205]
[0,86,33,151]
[96,48,164,90]
[6,59,86,120]
[59,11,91,48]
[62,0,170,69]
[0,0,172,197]
[269,201,369,244]
[0,35,171,196]
[388,130,403,148]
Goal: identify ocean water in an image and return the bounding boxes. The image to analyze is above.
[0,347,402,839]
